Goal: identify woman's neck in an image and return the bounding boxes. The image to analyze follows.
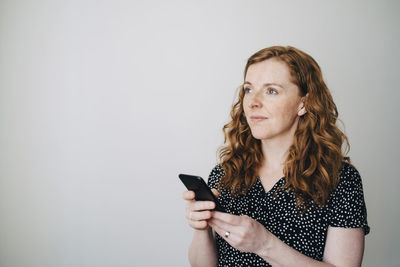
[260,136,294,171]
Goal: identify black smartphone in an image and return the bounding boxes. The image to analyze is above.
[179,174,225,212]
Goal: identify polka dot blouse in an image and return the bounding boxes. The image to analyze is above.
[207,162,369,266]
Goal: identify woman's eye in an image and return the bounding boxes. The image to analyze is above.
[244,87,252,94]
[267,88,278,95]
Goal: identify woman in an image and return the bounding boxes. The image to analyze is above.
[182,46,369,266]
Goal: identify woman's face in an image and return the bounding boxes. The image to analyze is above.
[243,58,306,142]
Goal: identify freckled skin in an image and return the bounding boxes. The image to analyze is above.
[243,59,305,142]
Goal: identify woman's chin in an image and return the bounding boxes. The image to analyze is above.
[250,131,271,140]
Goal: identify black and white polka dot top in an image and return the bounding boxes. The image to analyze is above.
[207,162,369,266]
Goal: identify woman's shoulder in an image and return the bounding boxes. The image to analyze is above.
[332,161,365,197]
[338,161,363,185]
[329,161,370,234]
[207,164,225,189]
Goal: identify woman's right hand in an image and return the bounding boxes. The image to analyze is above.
[183,189,219,230]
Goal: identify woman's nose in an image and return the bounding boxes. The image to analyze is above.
[248,91,262,108]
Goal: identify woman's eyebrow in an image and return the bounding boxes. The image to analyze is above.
[244,81,284,88]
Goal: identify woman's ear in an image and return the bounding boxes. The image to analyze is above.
[298,95,308,116]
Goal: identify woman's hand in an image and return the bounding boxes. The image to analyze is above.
[208,212,269,255]
[182,189,219,230]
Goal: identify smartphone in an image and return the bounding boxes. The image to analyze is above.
[179,174,225,212]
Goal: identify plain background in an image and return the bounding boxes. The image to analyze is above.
[0,0,399,266]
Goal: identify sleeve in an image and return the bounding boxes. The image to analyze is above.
[207,164,224,189]
[327,163,370,235]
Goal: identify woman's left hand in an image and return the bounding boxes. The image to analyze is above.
[208,212,270,255]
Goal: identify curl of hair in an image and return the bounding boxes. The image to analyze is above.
[218,46,350,207]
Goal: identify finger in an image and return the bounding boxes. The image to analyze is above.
[212,211,242,225]
[211,188,219,198]
[186,210,212,221]
[209,220,239,244]
[182,190,195,200]
[191,200,215,211]
[209,216,237,233]
[189,220,208,230]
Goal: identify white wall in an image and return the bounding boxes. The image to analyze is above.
[0,0,399,266]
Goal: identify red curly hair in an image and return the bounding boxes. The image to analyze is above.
[218,46,350,207]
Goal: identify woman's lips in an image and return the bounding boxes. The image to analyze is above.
[250,115,268,122]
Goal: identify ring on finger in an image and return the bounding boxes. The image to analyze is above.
[224,231,230,238]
